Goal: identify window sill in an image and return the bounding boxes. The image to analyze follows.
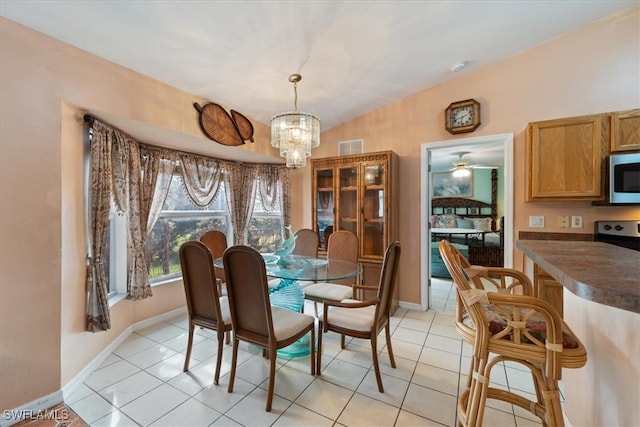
[108,293,128,308]
[108,277,182,308]
[151,277,182,288]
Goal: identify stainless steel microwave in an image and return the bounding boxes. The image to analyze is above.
[609,152,640,204]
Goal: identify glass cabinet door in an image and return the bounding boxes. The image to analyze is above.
[315,168,335,250]
[338,165,358,236]
[361,163,386,258]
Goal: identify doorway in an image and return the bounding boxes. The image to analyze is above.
[419,133,514,310]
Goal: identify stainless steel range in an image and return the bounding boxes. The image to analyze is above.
[594,220,640,251]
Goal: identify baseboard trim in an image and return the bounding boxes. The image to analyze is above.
[4,306,187,427]
[1,390,63,427]
[398,300,423,311]
[62,306,187,400]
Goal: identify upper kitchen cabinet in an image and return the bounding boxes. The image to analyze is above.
[526,114,608,201]
[610,109,640,152]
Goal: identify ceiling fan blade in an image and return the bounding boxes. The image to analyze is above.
[469,164,498,169]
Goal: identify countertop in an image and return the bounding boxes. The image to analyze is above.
[516,240,640,314]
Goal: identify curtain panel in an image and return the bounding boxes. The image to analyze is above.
[84,116,290,331]
[224,163,258,244]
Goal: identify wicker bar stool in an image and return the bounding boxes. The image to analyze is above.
[438,240,587,427]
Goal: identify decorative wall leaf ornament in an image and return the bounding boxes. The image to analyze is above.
[194,102,254,146]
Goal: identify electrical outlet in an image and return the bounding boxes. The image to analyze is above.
[529,216,544,228]
[558,216,570,228]
[571,215,583,228]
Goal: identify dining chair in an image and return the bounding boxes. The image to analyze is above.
[317,241,401,392]
[438,239,587,427]
[179,241,232,386]
[200,230,228,294]
[303,230,359,316]
[291,228,319,257]
[222,245,316,412]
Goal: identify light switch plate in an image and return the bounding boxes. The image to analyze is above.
[529,216,544,228]
[571,215,583,228]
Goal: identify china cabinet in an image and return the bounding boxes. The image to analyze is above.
[311,151,398,309]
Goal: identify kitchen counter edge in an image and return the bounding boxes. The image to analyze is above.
[516,240,639,314]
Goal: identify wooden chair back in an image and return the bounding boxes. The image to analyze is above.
[200,230,228,284]
[326,230,358,285]
[292,228,319,257]
[374,241,401,329]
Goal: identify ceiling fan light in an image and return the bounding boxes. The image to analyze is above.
[452,166,471,178]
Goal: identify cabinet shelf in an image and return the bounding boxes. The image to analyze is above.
[340,186,358,192]
[318,188,333,192]
[364,185,385,191]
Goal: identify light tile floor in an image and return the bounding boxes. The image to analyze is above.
[66,278,556,426]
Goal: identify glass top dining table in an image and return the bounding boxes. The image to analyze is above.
[213,253,361,287]
[214,253,361,357]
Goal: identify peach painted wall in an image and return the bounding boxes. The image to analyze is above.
[310,6,640,305]
[0,18,276,411]
[1,5,639,413]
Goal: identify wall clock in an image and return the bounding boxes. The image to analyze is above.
[445,98,481,134]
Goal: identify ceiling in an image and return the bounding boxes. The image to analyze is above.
[1,0,635,166]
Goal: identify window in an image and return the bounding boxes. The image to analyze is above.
[247,184,283,253]
[145,174,229,283]
[106,208,128,296]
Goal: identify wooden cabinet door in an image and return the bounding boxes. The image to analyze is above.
[337,164,359,235]
[527,114,607,201]
[361,160,387,260]
[313,167,335,250]
[610,109,640,152]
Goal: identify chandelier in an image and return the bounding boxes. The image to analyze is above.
[270,74,320,168]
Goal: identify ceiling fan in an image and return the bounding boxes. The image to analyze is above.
[449,152,495,177]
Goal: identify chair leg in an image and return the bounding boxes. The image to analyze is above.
[266,345,277,412]
[317,321,323,374]
[340,334,346,349]
[310,326,316,376]
[214,330,224,386]
[227,338,239,393]
[225,330,230,345]
[183,323,195,372]
[384,322,396,368]
[370,335,384,393]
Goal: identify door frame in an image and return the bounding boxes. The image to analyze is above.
[419,133,514,310]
